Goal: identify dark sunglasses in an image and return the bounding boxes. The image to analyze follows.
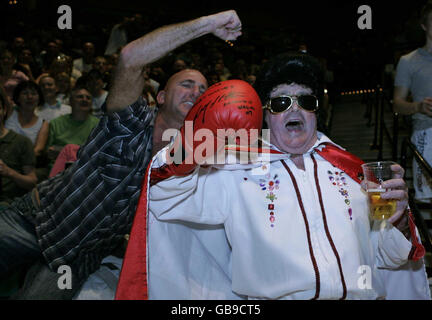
[264,95,319,114]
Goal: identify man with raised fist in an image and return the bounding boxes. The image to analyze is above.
[0,10,243,299]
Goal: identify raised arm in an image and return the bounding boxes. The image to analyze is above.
[106,10,242,113]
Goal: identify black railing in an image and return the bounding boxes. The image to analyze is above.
[363,86,399,162]
[380,89,399,161]
[363,90,432,259]
[401,138,432,178]
[400,138,432,254]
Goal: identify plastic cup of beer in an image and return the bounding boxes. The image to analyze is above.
[361,161,397,220]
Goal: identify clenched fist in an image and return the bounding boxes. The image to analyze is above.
[206,10,242,41]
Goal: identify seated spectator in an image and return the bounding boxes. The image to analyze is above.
[5,80,49,158]
[13,47,41,82]
[49,144,80,178]
[85,69,108,118]
[73,42,95,74]
[0,48,29,109]
[92,56,109,76]
[37,74,71,121]
[0,85,37,206]
[49,55,81,88]
[54,72,72,105]
[172,58,187,73]
[10,37,25,57]
[38,41,65,74]
[92,56,112,88]
[46,84,99,163]
[214,59,231,81]
[143,65,159,98]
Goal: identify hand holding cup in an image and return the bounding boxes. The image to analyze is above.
[361,161,408,222]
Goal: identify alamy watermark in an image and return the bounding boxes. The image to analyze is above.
[57,5,72,30]
[357,5,372,30]
[357,265,372,290]
[162,122,271,171]
[57,265,72,290]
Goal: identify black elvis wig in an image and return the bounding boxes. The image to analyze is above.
[254,52,326,132]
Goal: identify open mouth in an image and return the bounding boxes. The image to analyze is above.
[285,119,303,130]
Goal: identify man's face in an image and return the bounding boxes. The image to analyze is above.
[83,43,95,57]
[157,69,208,123]
[18,49,32,64]
[40,77,57,97]
[70,89,92,113]
[265,83,318,154]
[93,57,108,73]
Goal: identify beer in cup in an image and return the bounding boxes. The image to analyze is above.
[361,161,397,220]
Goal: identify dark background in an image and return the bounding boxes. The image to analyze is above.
[0,0,429,91]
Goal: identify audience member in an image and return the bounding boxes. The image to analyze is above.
[13,47,41,82]
[214,59,231,81]
[10,37,25,57]
[73,42,96,74]
[143,65,159,95]
[172,58,187,73]
[49,55,81,87]
[5,80,49,157]
[93,56,109,75]
[0,48,29,108]
[37,75,72,121]
[38,41,64,73]
[46,84,99,163]
[92,56,111,86]
[0,86,37,206]
[84,69,108,118]
[54,72,72,105]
